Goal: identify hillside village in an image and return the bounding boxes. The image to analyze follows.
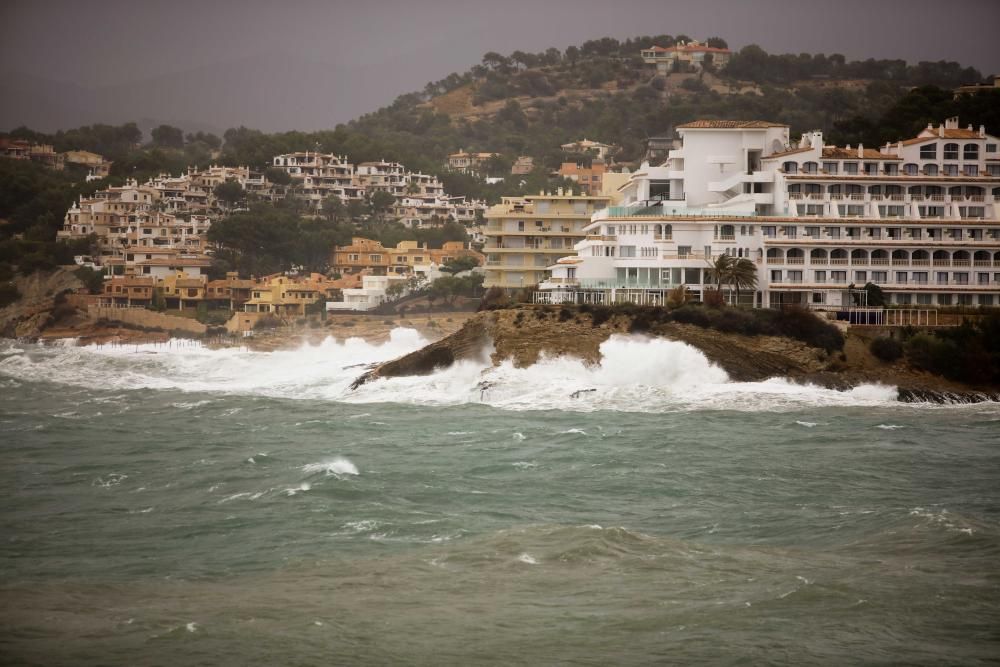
[1,35,999,343]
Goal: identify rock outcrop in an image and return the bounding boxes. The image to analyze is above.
[0,269,82,339]
[351,305,1000,403]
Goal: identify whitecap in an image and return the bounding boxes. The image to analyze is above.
[511,461,537,469]
[517,553,538,565]
[876,424,904,430]
[559,428,588,435]
[795,421,817,428]
[303,457,358,477]
[512,432,526,441]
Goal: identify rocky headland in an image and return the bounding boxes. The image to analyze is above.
[352,305,1000,403]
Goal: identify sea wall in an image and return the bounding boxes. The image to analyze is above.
[87,306,207,335]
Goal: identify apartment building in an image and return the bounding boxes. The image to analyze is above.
[555,159,607,196]
[331,237,482,277]
[540,117,1000,309]
[484,189,612,289]
[271,152,361,209]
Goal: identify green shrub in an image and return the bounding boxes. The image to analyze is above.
[870,336,903,362]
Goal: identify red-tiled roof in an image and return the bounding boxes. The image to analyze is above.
[677,120,787,129]
[821,147,902,160]
[645,44,731,54]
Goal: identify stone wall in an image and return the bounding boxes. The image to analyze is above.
[87,306,207,335]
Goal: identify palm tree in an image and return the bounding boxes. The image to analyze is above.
[705,254,734,289]
[729,258,758,307]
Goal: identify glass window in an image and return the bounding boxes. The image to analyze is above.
[943,143,959,160]
[964,144,979,160]
[843,162,858,174]
[919,143,937,159]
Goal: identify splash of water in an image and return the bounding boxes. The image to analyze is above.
[0,330,903,412]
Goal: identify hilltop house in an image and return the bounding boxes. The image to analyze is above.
[641,40,732,73]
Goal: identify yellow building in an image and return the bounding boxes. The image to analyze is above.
[242,275,332,317]
[331,237,482,276]
[483,189,612,289]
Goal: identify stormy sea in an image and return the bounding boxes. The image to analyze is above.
[1,331,998,665]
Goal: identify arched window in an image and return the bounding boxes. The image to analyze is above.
[720,224,734,238]
[964,144,979,160]
[943,143,959,160]
[783,161,798,174]
[802,161,818,174]
[924,164,939,176]
[904,163,918,175]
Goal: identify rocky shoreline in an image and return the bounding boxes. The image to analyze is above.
[352,305,1000,404]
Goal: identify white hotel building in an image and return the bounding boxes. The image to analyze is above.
[541,117,1000,308]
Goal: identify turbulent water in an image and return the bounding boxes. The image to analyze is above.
[1,330,998,665]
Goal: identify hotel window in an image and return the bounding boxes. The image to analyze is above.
[369,254,382,262]
[517,220,525,231]
[916,294,932,305]
[854,271,867,282]
[943,144,959,160]
[619,246,636,258]
[783,162,798,174]
[964,144,979,160]
[872,271,888,283]
[349,254,359,261]
[913,272,928,284]
[678,246,692,258]
[957,294,973,306]
[965,165,979,176]
[978,272,990,285]
[867,227,882,239]
[805,226,820,238]
[782,226,797,238]
[990,166,1000,176]
[979,295,994,306]
[802,162,818,174]
[843,162,858,174]
[925,164,939,176]
[787,270,803,282]
[896,293,912,305]
[762,226,776,238]
[864,162,878,175]
[832,271,847,282]
[937,272,949,284]
[896,272,908,284]
[954,273,969,285]
[822,162,838,174]
[943,164,959,176]
[904,163,918,175]
[814,270,826,283]
[771,270,782,282]
[920,143,937,159]
[988,144,997,153]
[908,228,922,240]
[885,163,899,175]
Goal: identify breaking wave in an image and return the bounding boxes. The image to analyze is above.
[0,329,907,412]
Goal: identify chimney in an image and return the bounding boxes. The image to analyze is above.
[980,125,986,137]
[945,116,959,129]
[938,125,944,138]
[857,144,864,158]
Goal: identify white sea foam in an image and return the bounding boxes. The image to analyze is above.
[876,424,905,430]
[795,421,817,428]
[559,428,588,435]
[303,457,358,477]
[0,330,941,413]
[517,553,538,565]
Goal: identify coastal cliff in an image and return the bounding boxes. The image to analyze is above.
[352,305,1000,402]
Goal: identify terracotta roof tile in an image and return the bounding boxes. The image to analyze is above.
[677,120,787,129]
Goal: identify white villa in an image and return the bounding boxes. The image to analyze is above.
[540,117,1000,309]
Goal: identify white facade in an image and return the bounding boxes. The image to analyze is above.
[541,118,1000,309]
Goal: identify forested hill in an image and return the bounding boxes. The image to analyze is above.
[5,36,1000,205]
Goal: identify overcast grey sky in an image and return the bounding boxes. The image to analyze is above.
[2,0,998,132]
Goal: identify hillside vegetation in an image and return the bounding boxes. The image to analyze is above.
[2,35,998,269]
